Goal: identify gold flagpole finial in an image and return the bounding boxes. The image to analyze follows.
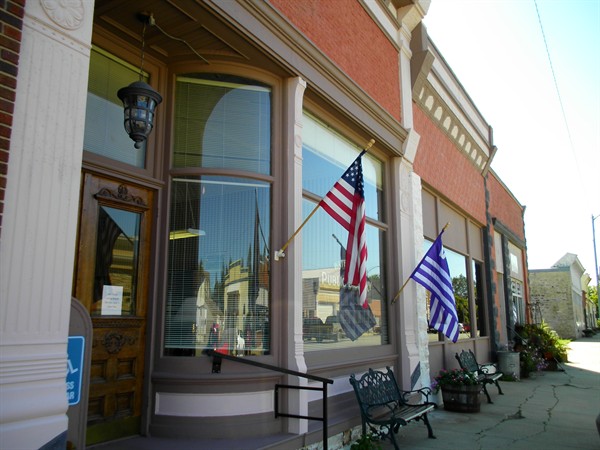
[364,139,375,151]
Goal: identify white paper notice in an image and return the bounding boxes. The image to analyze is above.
[101,285,123,315]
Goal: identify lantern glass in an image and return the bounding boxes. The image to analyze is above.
[118,81,162,149]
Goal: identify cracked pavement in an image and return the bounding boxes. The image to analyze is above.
[385,334,600,450]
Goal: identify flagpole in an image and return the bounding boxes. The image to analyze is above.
[274,139,375,261]
[390,222,450,304]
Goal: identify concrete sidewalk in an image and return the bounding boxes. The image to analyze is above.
[91,335,600,450]
[382,335,600,450]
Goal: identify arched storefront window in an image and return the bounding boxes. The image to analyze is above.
[165,74,271,356]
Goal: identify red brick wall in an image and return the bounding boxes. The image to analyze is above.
[0,0,24,236]
[413,105,486,224]
[269,0,401,121]
[487,171,525,241]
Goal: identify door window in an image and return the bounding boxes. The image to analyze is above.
[92,206,141,316]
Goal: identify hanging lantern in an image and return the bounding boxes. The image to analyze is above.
[117,12,162,149]
[118,81,162,149]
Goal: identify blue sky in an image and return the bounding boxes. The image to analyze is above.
[424,0,600,284]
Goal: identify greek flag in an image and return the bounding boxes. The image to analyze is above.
[411,232,460,342]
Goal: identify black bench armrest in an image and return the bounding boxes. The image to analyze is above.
[400,386,436,406]
[479,363,499,374]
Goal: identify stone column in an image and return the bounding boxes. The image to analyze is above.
[392,1,432,391]
[0,1,93,448]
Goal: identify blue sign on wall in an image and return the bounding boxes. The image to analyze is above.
[66,336,85,406]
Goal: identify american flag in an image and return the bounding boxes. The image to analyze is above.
[410,232,460,342]
[338,286,376,340]
[319,150,368,308]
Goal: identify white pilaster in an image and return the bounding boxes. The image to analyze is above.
[0,1,93,448]
[283,76,308,435]
[392,156,431,390]
[388,0,431,390]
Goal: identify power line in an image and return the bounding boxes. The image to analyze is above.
[533,0,585,185]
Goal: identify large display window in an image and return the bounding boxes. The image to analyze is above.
[301,113,388,351]
[165,74,272,356]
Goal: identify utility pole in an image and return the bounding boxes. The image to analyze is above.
[593,214,600,321]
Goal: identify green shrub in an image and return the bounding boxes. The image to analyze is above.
[351,433,382,450]
[515,322,569,364]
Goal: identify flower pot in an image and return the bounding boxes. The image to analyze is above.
[544,359,558,371]
[441,384,482,413]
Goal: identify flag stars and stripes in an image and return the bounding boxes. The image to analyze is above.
[319,150,368,309]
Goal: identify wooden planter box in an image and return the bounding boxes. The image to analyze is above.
[441,384,482,413]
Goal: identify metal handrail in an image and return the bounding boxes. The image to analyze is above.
[206,349,333,450]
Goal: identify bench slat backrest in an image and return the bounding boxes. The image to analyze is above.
[456,350,481,374]
[350,367,403,408]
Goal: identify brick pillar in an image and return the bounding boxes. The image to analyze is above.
[0,0,25,237]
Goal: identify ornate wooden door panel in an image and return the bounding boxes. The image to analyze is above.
[74,172,153,445]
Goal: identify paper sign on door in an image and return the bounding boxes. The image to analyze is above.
[101,285,123,315]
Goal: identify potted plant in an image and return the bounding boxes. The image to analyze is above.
[514,322,569,374]
[433,368,481,412]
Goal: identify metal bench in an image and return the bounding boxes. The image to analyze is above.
[455,349,504,403]
[349,367,436,449]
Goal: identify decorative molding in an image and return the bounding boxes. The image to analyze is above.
[492,218,526,248]
[101,331,137,354]
[95,184,148,208]
[415,82,490,173]
[23,13,90,56]
[92,317,144,328]
[40,0,85,30]
[0,346,67,384]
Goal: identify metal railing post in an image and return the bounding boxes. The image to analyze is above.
[206,349,333,449]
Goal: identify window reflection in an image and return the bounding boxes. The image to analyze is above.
[84,47,147,167]
[424,239,487,341]
[165,177,270,357]
[425,240,468,341]
[93,206,140,316]
[301,112,388,350]
[173,74,271,174]
[302,115,383,221]
[166,73,272,357]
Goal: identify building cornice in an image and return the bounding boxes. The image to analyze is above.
[411,24,495,175]
[493,218,526,248]
[208,0,408,155]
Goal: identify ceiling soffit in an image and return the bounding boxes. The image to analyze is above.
[92,0,407,155]
[93,0,260,66]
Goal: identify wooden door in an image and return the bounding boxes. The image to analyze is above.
[74,172,153,445]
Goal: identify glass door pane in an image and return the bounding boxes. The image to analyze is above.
[92,206,141,316]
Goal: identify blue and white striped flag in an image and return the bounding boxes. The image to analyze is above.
[410,232,460,342]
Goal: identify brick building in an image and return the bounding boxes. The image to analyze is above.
[1,1,528,448]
